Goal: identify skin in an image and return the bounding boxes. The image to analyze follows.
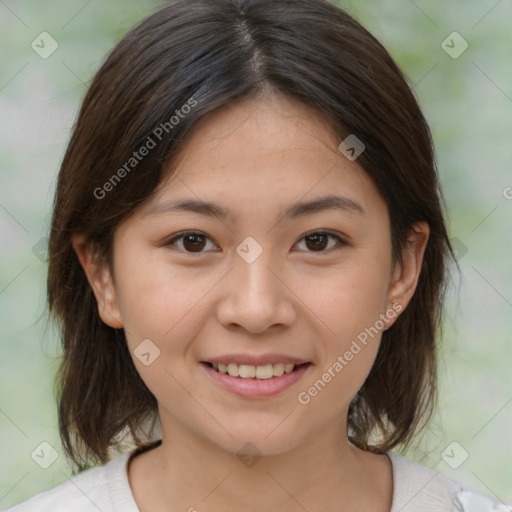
[73,90,429,512]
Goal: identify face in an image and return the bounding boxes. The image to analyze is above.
[74,92,428,457]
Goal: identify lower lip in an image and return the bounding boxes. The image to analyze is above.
[201,362,312,398]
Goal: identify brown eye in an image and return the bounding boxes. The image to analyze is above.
[296,231,345,253]
[165,230,345,255]
[182,233,206,252]
[305,233,328,251]
[165,231,216,253]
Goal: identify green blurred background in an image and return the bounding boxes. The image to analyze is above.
[1,0,511,508]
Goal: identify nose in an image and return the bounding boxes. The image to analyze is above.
[215,242,296,334]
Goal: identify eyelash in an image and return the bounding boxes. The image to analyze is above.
[164,230,347,255]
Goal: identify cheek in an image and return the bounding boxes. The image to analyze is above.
[113,262,217,405]
[295,250,390,393]
[300,255,391,342]
[295,267,387,415]
[114,247,221,364]
[295,346,377,433]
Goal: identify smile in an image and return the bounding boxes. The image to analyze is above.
[201,361,312,398]
[207,362,298,379]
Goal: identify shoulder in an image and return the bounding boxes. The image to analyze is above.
[5,451,136,512]
[4,464,110,512]
[387,451,510,512]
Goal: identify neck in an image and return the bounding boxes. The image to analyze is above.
[128,412,393,512]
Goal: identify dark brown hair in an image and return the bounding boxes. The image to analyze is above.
[48,0,456,472]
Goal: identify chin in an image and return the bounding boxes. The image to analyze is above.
[200,419,305,459]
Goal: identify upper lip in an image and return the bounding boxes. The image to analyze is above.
[202,353,311,366]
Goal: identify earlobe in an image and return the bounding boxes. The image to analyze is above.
[385,221,430,327]
[71,234,124,329]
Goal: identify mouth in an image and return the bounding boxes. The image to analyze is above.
[202,361,310,379]
[200,360,312,398]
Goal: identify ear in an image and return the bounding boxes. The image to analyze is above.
[384,221,430,329]
[71,234,123,329]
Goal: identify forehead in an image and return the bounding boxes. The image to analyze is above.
[141,93,385,222]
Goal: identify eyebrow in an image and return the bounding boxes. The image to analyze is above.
[143,194,365,221]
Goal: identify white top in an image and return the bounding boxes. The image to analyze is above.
[5,449,508,511]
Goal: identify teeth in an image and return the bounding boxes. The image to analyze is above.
[273,363,285,377]
[239,364,256,378]
[212,362,298,379]
[226,363,239,377]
